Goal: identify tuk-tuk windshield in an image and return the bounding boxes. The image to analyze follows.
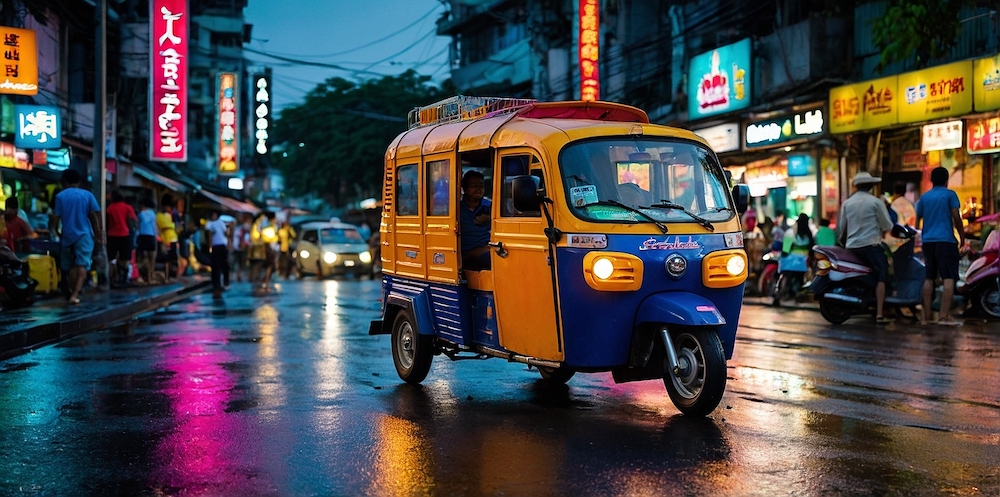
[559,138,733,223]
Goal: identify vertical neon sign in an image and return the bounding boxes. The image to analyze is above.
[578,0,600,101]
[150,0,188,162]
[217,72,238,174]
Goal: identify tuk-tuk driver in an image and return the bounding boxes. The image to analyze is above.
[460,170,491,270]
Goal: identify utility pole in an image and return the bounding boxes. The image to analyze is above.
[92,0,109,290]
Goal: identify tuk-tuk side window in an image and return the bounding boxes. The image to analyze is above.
[396,164,419,216]
[426,159,450,216]
[500,154,541,218]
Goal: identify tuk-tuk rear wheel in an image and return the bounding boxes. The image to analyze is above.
[662,329,726,416]
[537,366,575,384]
[391,309,433,384]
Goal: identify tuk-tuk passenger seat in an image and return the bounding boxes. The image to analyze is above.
[464,269,493,291]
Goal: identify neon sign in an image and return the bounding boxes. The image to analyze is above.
[254,73,270,155]
[0,26,38,96]
[14,104,60,149]
[578,0,600,101]
[217,72,238,174]
[150,0,188,162]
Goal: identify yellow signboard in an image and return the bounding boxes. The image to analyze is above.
[974,54,1000,112]
[829,76,898,134]
[0,27,37,96]
[897,60,973,123]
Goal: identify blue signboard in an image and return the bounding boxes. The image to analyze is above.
[14,104,61,149]
[787,154,813,177]
[688,38,751,120]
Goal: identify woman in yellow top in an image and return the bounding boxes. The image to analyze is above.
[277,221,296,279]
[156,202,178,280]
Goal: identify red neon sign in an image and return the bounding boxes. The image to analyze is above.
[217,72,238,174]
[150,0,188,162]
[578,0,600,101]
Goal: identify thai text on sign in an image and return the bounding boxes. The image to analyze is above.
[218,72,238,174]
[578,0,599,101]
[0,26,38,96]
[897,60,972,124]
[968,117,1000,155]
[150,0,188,162]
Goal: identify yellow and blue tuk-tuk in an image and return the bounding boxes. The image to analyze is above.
[369,97,750,416]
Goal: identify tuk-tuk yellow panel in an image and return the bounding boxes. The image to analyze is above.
[396,125,434,160]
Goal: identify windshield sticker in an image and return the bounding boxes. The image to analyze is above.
[585,205,638,221]
[724,232,744,248]
[569,185,599,207]
[639,236,702,251]
[567,234,608,248]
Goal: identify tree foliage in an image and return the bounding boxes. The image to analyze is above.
[273,70,453,206]
[870,0,972,72]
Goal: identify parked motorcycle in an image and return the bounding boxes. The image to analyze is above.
[959,230,999,319]
[810,225,921,324]
[757,248,781,297]
[0,246,38,310]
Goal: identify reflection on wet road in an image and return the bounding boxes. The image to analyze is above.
[0,279,997,495]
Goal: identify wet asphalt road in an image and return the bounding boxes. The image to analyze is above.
[0,278,998,496]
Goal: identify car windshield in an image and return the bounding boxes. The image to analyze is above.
[559,138,733,223]
[319,228,364,244]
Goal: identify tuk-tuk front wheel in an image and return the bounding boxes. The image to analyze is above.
[662,329,727,416]
[537,366,575,384]
[391,309,433,384]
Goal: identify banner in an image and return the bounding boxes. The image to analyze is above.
[897,60,972,124]
[744,107,824,150]
[688,38,751,120]
[973,53,1000,112]
[218,72,238,174]
[149,0,188,162]
[829,76,898,133]
[14,104,60,149]
[921,120,963,153]
[578,0,599,101]
[967,116,1000,155]
[0,26,38,96]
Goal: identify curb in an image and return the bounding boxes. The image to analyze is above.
[0,281,210,361]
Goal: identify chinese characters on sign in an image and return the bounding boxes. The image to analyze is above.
[218,72,238,174]
[578,0,599,101]
[0,26,38,96]
[254,73,270,155]
[921,120,963,153]
[14,104,60,149]
[150,0,188,162]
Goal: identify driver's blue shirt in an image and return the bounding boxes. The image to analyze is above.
[460,196,491,253]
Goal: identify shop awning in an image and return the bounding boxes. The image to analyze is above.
[197,189,260,215]
[134,165,190,193]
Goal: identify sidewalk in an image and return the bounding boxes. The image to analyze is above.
[0,276,210,361]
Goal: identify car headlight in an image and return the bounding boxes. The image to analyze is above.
[299,250,310,259]
[323,252,337,264]
[359,251,372,263]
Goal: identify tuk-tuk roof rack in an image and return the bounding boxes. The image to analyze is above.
[407,95,536,129]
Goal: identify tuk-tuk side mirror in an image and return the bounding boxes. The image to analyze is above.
[732,184,750,214]
[512,175,542,212]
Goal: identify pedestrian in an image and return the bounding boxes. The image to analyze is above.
[105,190,137,286]
[277,220,296,279]
[915,167,966,326]
[3,197,34,253]
[136,198,159,284]
[231,213,251,282]
[205,209,231,298]
[251,211,279,289]
[156,197,178,281]
[815,218,836,246]
[48,169,101,305]
[770,211,786,252]
[837,171,893,324]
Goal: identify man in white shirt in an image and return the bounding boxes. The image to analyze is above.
[837,171,894,324]
[205,210,232,297]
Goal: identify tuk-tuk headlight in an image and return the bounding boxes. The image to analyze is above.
[702,249,748,288]
[323,252,337,264]
[583,252,644,291]
[359,251,372,264]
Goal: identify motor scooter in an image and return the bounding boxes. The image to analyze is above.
[0,246,38,310]
[757,248,781,297]
[959,230,999,318]
[810,225,921,324]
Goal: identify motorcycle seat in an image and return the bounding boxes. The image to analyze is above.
[816,245,869,267]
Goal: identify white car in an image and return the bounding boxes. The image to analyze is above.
[293,222,373,278]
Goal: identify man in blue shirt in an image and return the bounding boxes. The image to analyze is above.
[915,166,966,326]
[49,170,101,305]
[460,170,491,270]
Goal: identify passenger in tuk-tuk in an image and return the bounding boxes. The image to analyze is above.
[460,170,491,270]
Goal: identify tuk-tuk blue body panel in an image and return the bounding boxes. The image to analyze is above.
[383,277,471,344]
[555,234,744,368]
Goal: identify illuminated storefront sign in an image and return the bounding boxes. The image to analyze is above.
[253,73,270,155]
[921,120,963,153]
[744,108,824,149]
[149,0,188,162]
[693,123,740,153]
[688,38,750,120]
[973,53,1000,112]
[897,60,972,124]
[578,0,599,101]
[829,76,898,133]
[0,26,38,96]
[787,153,813,177]
[967,117,1000,154]
[217,72,238,174]
[0,142,30,170]
[14,104,60,148]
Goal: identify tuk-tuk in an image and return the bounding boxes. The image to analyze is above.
[369,96,750,416]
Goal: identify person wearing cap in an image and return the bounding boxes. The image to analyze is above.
[915,167,965,326]
[836,171,893,324]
